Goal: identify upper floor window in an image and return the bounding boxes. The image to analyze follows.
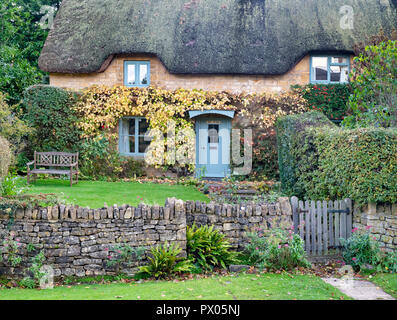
[119,117,150,156]
[124,61,150,87]
[310,56,350,84]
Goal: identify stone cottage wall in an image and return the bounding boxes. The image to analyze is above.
[0,198,293,278]
[353,203,397,252]
[49,54,311,93]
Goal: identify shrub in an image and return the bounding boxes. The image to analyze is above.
[23,85,81,152]
[105,243,145,273]
[275,111,335,196]
[292,84,351,120]
[0,92,32,156]
[187,224,237,271]
[137,242,193,279]
[245,220,310,271]
[78,136,145,180]
[0,172,27,196]
[0,136,11,178]
[343,40,397,128]
[377,250,397,273]
[306,127,397,205]
[340,229,381,272]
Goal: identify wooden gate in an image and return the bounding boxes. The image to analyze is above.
[290,197,353,255]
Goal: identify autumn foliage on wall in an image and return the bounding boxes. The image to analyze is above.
[74,85,307,179]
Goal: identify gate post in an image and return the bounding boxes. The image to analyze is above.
[290,196,299,233]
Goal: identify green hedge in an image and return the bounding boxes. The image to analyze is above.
[23,85,81,152]
[307,127,397,205]
[277,111,397,204]
[275,112,335,196]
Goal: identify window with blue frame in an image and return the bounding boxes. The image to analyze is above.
[119,117,151,156]
[124,61,150,87]
[310,56,350,84]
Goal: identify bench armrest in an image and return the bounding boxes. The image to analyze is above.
[27,161,35,167]
[70,162,79,167]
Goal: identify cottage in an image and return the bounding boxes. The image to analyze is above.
[38,0,397,178]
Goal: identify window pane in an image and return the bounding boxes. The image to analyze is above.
[330,65,349,83]
[208,124,219,143]
[331,57,348,64]
[138,137,150,154]
[139,64,148,85]
[128,119,135,135]
[127,64,136,85]
[138,118,149,135]
[129,136,136,153]
[312,57,328,81]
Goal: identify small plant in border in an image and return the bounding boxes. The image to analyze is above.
[245,219,310,271]
[187,224,238,271]
[340,227,381,272]
[105,242,145,273]
[0,231,23,268]
[376,250,397,273]
[20,250,47,289]
[137,242,193,279]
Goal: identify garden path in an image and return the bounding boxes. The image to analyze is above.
[322,277,395,300]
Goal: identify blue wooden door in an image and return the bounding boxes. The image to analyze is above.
[195,118,231,178]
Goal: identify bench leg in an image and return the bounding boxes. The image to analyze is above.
[27,172,30,185]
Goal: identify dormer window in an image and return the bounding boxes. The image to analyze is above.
[124,61,150,87]
[310,56,350,84]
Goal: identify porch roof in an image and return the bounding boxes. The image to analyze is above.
[188,110,235,119]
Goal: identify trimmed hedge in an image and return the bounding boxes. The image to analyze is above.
[307,127,397,205]
[23,85,81,152]
[275,112,335,196]
[277,112,397,204]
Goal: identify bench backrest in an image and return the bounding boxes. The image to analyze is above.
[34,152,79,167]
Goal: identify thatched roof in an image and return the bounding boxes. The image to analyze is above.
[39,0,397,75]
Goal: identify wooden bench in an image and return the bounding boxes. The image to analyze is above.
[27,152,79,187]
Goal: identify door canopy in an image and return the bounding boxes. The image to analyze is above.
[188,110,235,119]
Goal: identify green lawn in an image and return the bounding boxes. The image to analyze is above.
[25,179,209,208]
[368,273,397,298]
[0,274,351,300]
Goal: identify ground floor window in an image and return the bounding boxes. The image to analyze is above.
[310,55,350,84]
[119,117,150,156]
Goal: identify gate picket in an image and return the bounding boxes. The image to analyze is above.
[334,200,340,248]
[328,201,334,249]
[317,201,322,255]
[311,200,316,255]
[305,200,310,253]
[322,200,328,255]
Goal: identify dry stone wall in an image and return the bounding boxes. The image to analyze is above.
[186,198,293,250]
[353,203,397,252]
[0,198,293,277]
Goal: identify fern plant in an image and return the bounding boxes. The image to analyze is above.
[187,224,237,271]
[137,242,192,279]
